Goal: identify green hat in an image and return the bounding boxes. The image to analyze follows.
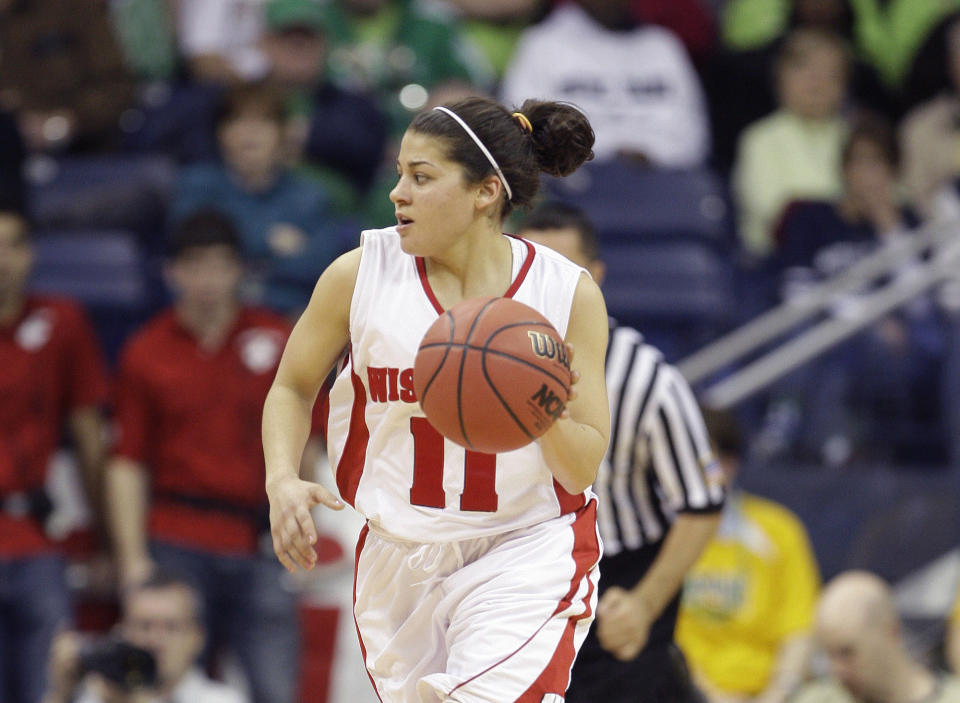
[266,0,326,33]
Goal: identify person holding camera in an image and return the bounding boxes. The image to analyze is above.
[43,570,243,703]
[1,210,110,703]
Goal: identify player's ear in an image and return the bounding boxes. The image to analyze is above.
[474,175,503,212]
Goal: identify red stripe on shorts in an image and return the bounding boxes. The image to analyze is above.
[335,346,369,507]
[353,524,383,702]
[448,500,600,701]
[553,499,599,618]
[516,499,600,701]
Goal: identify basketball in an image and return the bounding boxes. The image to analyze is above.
[413,297,571,453]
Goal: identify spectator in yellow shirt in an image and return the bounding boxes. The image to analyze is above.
[676,408,821,703]
[733,28,850,259]
[947,586,960,676]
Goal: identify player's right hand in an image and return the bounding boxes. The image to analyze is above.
[266,475,344,573]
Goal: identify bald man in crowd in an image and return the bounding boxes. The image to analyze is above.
[792,570,960,703]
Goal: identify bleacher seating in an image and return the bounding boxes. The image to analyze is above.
[26,154,176,252]
[120,82,221,163]
[29,228,154,362]
[601,238,736,359]
[542,160,733,244]
[540,161,738,358]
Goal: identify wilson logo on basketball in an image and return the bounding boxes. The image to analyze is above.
[527,331,569,368]
[529,383,565,421]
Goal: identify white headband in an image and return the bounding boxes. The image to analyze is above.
[433,106,512,201]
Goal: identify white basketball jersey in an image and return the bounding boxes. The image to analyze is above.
[325,227,589,543]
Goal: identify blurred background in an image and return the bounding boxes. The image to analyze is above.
[3,0,960,702]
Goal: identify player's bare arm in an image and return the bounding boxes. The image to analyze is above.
[538,272,610,493]
[263,246,361,573]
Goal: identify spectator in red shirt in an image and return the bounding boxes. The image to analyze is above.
[0,210,109,703]
[106,211,319,703]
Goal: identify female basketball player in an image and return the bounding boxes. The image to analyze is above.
[262,96,610,702]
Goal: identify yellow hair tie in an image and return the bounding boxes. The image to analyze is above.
[512,112,533,134]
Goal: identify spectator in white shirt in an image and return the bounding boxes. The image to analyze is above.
[177,0,270,84]
[500,0,710,168]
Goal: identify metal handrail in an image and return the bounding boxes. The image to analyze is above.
[676,222,959,386]
[676,221,960,408]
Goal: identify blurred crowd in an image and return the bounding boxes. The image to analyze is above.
[4,0,960,701]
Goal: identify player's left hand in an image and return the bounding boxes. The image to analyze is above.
[266,474,344,573]
[595,586,653,661]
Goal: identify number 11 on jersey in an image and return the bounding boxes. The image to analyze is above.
[409,417,499,512]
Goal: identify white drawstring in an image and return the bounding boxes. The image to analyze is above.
[407,541,464,587]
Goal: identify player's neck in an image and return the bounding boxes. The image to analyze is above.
[424,227,512,306]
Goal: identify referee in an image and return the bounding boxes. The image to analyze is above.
[519,203,726,703]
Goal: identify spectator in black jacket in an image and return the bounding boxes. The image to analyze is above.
[261,0,388,210]
[759,116,949,466]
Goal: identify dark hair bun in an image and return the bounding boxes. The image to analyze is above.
[409,95,596,217]
[520,99,595,177]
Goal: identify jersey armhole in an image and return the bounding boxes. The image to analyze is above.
[560,269,592,340]
[348,231,374,336]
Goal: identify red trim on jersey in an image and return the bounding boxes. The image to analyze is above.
[503,236,536,298]
[415,256,444,315]
[553,478,587,514]
[446,500,600,700]
[335,347,369,507]
[414,236,537,314]
[353,524,384,702]
[322,351,349,439]
[318,390,330,440]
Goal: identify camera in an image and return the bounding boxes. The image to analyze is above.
[78,637,158,690]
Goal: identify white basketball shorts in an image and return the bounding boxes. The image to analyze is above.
[352,501,601,703]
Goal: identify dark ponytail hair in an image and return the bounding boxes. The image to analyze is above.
[409,96,595,217]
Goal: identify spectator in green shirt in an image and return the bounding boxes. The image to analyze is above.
[720,0,960,93]
[261,0,389,214]
[317,0,493,137]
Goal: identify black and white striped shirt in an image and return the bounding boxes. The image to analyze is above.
[595,322,726,557]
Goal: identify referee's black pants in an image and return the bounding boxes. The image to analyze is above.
[566,546,706,703]
[566,621,705,703]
